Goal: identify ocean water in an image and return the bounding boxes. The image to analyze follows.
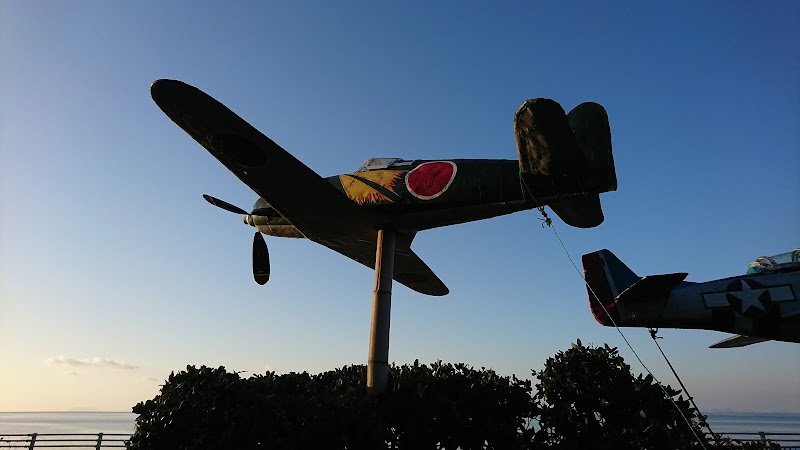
[706,411,800,435]
[0,410,797,437]
[0,412,136,435]
[704,411,800,447]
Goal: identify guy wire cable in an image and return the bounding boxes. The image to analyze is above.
[649,328,720,445]
[518,174,709,450]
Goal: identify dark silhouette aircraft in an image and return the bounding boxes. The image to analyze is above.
[152,79,619,393]
[151,79,617,295]
[583,249,800,348]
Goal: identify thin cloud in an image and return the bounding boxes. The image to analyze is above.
[47,356,138,370]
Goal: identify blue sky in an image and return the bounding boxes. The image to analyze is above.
[1,1,798,412]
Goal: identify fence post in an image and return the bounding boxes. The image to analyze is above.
[758,431,766,442]
[96,432,103,450]
[28,433,37,450]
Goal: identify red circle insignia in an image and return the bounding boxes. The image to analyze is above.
[405,161,457,200]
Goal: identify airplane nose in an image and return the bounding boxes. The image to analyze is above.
[244,215,253,226]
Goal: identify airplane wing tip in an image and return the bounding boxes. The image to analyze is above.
[150,78,180,101]
[394,271,449,296]
[428,286,449,296]
[709,335,770,349]
[150,79,198,119]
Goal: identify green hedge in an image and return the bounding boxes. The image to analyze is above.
[127,342,774,450]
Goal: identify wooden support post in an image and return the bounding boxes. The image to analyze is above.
[367,228,395,396]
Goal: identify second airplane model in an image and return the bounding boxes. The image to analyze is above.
[583,249,800,348]
[151,79,617,296]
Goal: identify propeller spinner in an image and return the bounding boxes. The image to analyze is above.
[203,194,271,285]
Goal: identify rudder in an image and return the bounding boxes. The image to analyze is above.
[567,102,616,192]
[582,249,639,325]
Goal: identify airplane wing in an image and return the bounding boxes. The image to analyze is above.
[709,335,770,349]
[151,79,447,296]
[151,79,377,239]
[310,233,449,296]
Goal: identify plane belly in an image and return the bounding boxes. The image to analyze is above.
[391,200,536,232]
[250,215,305,238]
[256,224,305,238]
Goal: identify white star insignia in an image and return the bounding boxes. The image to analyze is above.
[728,279,766,313]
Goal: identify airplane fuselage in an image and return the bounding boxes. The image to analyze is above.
[617,272,800,343]
[248,159,551,238]
[584,249,800,346]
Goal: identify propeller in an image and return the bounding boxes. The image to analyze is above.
[203,194,249,215]
[203,194,271,285]
[252,232,270,285]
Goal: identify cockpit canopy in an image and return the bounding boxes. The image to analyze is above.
[356,158,414,172]
[747,249,800,274]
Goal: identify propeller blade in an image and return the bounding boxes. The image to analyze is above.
[253,232,270,285]
[203,194,249,215]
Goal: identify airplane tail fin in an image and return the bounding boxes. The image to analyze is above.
[582,249,639,326]
[515,100,616,228]
[583,250,689,327]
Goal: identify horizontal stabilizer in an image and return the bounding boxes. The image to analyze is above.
[515,99,615,229]
[709,335,770,349]
[549,194,604,228]
[616,273,688,304]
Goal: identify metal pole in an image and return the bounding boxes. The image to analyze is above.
[367,228,395,396]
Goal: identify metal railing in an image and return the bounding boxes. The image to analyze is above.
[0,433,128,449]
[2,431,798,449]
[707,431,800,449]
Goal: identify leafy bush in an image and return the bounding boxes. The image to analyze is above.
[382,361,535,449]
[532,339,704,449]
[128,362,533,450]
[128,342,775,449]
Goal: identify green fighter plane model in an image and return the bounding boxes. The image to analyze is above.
[150,79,617,393]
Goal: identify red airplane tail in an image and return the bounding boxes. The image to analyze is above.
[515,99,616,228]
[581,249,639,326]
